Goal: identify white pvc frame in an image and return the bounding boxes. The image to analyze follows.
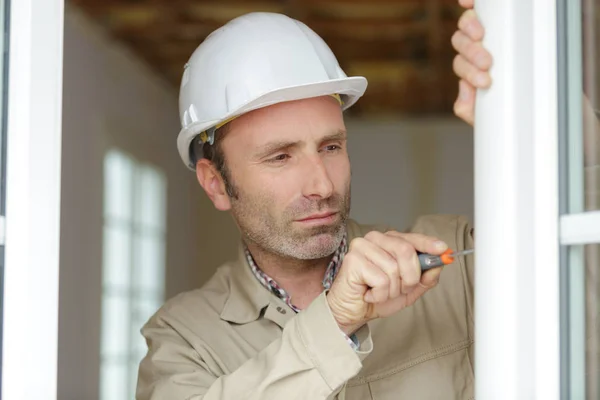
[560,211,600,245]
[1,0,64,398]
[1,0,596,399]
[474,0,560,399]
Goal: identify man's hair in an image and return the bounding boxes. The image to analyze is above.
[191,124,239,199]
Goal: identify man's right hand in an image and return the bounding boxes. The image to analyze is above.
[326,231,448,335]
[452,0,493,126]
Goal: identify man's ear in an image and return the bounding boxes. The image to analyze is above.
[196,159,232,211]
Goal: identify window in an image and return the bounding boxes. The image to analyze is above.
[100,149,167,400]
[2,0,63,397]
[558,0,600,398]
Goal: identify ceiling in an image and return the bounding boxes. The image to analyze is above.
[71,0,464,116]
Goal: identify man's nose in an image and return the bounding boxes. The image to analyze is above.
[301,156,334,200]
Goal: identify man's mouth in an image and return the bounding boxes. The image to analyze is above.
[295,211,339,224]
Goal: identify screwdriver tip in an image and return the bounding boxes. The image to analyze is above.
[451,249,475,257]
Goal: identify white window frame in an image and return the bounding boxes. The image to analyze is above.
[1,0,64,399]
[560,211,600,245]
[474,0,561,399]
[1,0,596,399]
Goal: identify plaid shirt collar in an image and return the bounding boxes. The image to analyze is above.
[245,232,348,313]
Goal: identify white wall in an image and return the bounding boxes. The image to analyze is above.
[346,117,474,230]
[57,8,472,399]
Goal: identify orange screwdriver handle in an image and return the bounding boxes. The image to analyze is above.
[418,249,455,271]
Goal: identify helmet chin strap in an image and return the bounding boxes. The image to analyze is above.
[199,128,215,146]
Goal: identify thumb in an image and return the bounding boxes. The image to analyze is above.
[421,266,443,288]
[385,231,448,255]
[454,80,475,126]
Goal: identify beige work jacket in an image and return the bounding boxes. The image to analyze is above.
[137,214,475,399]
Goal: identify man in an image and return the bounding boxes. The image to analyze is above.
[137,9,476,400]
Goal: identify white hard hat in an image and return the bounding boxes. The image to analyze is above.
[176,12,368,170]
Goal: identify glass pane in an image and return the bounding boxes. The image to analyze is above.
[582,0,600,211]
[585,164,600,210]
[100,295,130,356]
[130,297,161,356]
[559,1,600,398]
[102,226,131,287]
[100,150,168,400]
[99,360,128,400]
[585,243,600,397]
[129,359,141,400]
[135,164,166,231]
[104,149,134,221]
[134,233,165,293]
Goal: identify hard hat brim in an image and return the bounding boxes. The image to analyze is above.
[177,76,368,170]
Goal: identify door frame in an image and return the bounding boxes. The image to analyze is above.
[1,0,64,398]
[474,0,561,398]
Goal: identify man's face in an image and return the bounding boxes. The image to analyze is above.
[220,96,351,260]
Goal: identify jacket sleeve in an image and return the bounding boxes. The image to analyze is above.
[136,291,372,400]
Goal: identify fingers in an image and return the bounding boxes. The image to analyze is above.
[365,232,431,294]
[363,232,419,294]
[458,9,485,41]
[451,30,492,71]
[331,232,446,329]
[452,51,489,126]
[344,231,448,307]
[349,238,400,299]
[452,8,491,126]
[454,80,476,126]
[453,54,491,89]
[394,267,442,307]
[458,0,474,9]
[344,250,390,304]
[377,267,442,311]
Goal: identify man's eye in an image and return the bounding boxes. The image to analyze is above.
[324,145,341,152]
[268,154,290,162]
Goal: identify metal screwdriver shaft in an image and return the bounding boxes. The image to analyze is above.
[418,248,475,271]
[450,249,475,258]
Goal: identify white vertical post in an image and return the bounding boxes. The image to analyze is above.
[2,0,64,398]
[474,0,559,399]
[531,1,560,398]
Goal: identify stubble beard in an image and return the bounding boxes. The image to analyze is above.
[231,185,351,261]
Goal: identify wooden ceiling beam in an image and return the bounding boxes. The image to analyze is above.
[112,21,222,43]
[185,3,287,22]
[426,0,444,111]
[180,1,459,23]
[71,0,464,115]
[304,3,425,20]
[110,17,457,52]
[127,35,455,68]
[305,19,456,41]
[327,38,429,61]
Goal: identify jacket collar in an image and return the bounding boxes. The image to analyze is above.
[219,244,274,324]
[219,220,363,327]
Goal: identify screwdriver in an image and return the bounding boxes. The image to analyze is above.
[418,248,475,271]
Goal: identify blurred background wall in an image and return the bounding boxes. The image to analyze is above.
[58,2,472,399]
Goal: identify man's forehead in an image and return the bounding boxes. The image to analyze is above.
[225,97,345,144]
